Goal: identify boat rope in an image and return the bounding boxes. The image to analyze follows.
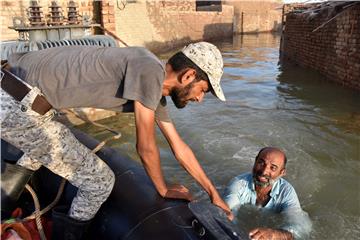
[62,109,122,152]
[124,206,179,239]
[24,179,67,222]
[24,184,47,240]
[23,116,121,239]
[4,30,125,239]
[96,25,129,47]
[62,108,122,136]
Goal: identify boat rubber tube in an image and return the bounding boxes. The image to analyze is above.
[1,129,248,240]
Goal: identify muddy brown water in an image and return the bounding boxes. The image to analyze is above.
[78,33,360,240]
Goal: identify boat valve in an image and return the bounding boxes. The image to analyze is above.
[191,219,206,237]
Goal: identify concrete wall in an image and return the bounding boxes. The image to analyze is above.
[113,0,233,53]
[224,0,282,34]
[281,4,360,90]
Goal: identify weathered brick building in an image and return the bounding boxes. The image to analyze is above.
[281,2,360,90]
[225,0,283,33]
[113,0,233,52]
[0,0,283,124]
[0,0,283,52]
[0,0,234,53]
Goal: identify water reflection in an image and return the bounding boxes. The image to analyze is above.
[277,63,360,134]
[274,63,360,240]
[78,33,360,240]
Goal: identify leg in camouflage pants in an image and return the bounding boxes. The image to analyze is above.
[1,87,115,221]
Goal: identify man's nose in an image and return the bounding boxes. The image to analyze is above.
[262,165,271,176]
[195,92,205,102]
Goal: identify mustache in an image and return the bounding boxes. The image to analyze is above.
[255,174,270,180]
[253,173,278,188]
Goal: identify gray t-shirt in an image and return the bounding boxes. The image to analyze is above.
[8,46,171,122]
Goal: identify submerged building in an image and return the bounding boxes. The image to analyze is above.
[281,1,360,90]
[0,0,357,115]
[0,0,283,124]
[0,0,282,52]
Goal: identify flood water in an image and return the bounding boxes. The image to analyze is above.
[78,34,360,239]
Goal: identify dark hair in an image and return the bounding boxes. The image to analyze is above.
[255,147,287,167]
[167,52,209,83]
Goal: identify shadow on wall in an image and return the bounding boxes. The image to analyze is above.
[203,23,233,41]
[273,21,282,32]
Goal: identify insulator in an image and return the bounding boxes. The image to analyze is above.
[48,1,64,25]
[67,0,79,25]
[28,0,45,26]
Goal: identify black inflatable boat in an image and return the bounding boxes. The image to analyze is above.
[1,129,248,240]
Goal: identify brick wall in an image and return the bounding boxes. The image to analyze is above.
[114,0,233,53]
[281,4,360,90]
[0,0,94,41]
[224,0,282,34]
[0,0,29,41]
[1,0,232,53]
[100,0,115,32]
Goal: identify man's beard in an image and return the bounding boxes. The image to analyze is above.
[253,174,277,188]
[170,82,194,109]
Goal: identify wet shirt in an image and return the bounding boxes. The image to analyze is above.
[8,46,171,122]
[224,173,312,239]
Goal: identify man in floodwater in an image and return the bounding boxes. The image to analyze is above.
[224,147,311,240]
[1,42,232,239]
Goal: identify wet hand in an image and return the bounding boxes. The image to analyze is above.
[249,228,276,240]
[249,228,293,240]
[212,197,234,221]
[164,184,193,201]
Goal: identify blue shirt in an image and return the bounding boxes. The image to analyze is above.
[224,173,312,239]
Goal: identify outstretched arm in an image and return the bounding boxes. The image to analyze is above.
[134,101,192,200]
[157,119,233,220]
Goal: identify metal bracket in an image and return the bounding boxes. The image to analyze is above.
[0,70,4,82]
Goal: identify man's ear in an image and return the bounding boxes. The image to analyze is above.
[280,168,286,177]
[180,68,196,85]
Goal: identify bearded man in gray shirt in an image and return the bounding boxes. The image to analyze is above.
[1,42,232,239]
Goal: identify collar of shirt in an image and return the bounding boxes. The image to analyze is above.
[249,174,282,203]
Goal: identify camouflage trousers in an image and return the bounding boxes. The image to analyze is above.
[0,87,115,221]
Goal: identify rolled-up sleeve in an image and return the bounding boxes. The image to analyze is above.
[224,174,251,216]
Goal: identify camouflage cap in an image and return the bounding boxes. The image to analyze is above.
[181,42,226,101]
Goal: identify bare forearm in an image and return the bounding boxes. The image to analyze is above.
[175,144,219,198]
[156,120,232,218]
[134,101,169,197]
[137,145,167,196]
[175,143,233,219]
